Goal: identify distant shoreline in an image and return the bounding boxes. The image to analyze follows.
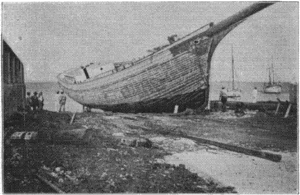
[25,81,298,84]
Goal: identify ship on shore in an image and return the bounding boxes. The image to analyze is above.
[226,45,241,99]
[57,2,274,113]
[264,60,282,94]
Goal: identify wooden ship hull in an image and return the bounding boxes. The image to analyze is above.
[57,3,273,113]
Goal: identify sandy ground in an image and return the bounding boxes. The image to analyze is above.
[164,147,298,194]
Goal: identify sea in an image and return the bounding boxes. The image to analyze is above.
[26,81,292,113]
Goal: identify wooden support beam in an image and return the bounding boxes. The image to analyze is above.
[284,103,292,118]
[173,105,179,114]
[70,112,76,124]
[184,135,282,162]
[275,102,281,115]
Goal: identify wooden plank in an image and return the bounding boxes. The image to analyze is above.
[284,103,292,118]
[36,174,65,193]
[184,135,282,162]
[70,112,76,124]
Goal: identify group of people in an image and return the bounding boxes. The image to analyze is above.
[55,90,67,112]
[219,86,258,112]
[25,91,44,112]
[25,90,67,113]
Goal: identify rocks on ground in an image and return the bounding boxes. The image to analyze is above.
[4,110,236,193]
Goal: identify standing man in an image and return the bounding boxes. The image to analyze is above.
[59,91,67,112]
[38,92,44,110]
[31,92,39,111]
[252,87,258,103]
[55,91,60,112]
[219,87,228,112]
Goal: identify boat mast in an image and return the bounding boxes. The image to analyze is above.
[272,57,275,84]
[268,66,272,85]
[231,45,235,90]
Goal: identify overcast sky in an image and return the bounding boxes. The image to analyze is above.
[2,2,299,83]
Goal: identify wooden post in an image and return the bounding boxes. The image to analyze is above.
[174,105,179,114]
[206,100,211,110]
[275,102,280,115]
[70,112,76,124]
[284,103,292,118]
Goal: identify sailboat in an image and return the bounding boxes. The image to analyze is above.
[264,60,282,94]
[57,3,274,113]
[226,46,241,99]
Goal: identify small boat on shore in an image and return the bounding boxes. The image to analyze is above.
[57,2,274,113]
[264,60,282,94]
[226,45,241,99]
[264,84,282,94]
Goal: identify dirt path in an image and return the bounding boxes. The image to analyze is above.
[164,149,298,194]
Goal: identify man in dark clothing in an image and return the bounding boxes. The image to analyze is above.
[38,92,44,110]
[219,87,228,112]
[31,91,39,111]
[25,92,32,112]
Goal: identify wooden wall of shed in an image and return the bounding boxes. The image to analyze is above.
[2,38,26,120]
